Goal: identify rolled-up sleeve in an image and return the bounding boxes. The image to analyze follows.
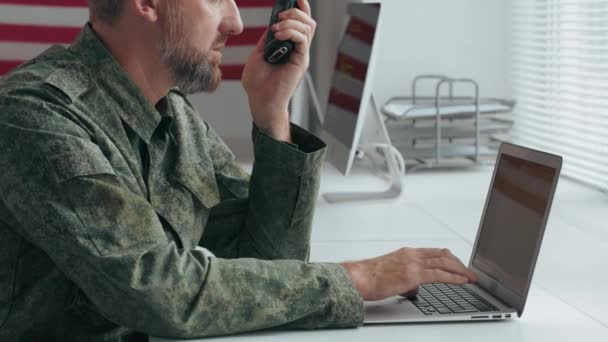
[237,123,327,261]
[0,95,363,338]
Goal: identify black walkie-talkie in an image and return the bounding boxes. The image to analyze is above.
[264,0,299,64]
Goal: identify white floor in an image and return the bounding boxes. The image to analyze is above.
[154,159,608,341]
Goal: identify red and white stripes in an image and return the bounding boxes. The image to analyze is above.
[326,3,380,119]
[0,0,274,80]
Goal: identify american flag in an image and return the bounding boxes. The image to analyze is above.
[324,3,380,148]
[0,0,275,80]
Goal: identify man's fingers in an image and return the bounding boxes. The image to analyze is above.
[411,248,451,259]
[413,248,467,267]
[442,249,467,267]
[272,19,312,40]
[423,269,469,286]
[278,9,316,39]
[417,248,467,268]
[297,0,312,17]
[437,249,478,282]
[423,258,477,282]
[274,29,309,52]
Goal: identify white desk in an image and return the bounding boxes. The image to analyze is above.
[151,164,608,341]
[153,288,604,342]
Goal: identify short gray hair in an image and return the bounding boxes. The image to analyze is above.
[87,0,125,24]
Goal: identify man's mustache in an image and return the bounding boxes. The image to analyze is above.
[214,34,229,47]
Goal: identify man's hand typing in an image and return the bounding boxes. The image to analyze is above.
[341,248,479,301]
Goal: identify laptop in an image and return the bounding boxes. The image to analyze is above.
[364,143,563,323]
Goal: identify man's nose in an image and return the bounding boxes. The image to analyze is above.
[220,1,244,36]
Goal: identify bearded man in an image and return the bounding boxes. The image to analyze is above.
[0,0,477,341]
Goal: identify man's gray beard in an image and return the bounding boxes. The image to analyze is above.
[161,42,222,95]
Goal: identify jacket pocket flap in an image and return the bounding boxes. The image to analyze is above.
[169,158,220,210]
[44,137,116,183]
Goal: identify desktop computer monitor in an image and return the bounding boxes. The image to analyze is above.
[322,3,382,175]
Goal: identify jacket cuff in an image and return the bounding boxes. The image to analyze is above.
[323,263,365,327]
[252,123,327,176]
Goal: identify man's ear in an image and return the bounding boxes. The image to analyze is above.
[129,0,160,22]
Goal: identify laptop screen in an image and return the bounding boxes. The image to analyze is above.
[472,153,557,295]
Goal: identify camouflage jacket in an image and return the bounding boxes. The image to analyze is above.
[0,24,363,342]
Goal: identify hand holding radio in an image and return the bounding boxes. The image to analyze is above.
[241,0,316,142]
[264,0,299,64]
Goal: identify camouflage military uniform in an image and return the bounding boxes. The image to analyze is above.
[0,24,363,341]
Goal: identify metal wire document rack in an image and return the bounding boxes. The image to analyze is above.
[380,75,515,171]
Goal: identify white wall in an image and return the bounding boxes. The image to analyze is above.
[311,0,511,110]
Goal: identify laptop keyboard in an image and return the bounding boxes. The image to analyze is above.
[411,283,499,315]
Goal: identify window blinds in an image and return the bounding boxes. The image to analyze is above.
[511,0,608,191]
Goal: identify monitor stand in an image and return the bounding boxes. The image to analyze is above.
[323,95,404,203]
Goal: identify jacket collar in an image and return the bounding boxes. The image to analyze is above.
[69,23,162,144]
